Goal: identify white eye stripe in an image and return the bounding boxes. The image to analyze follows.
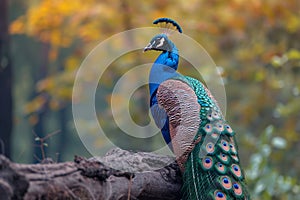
[156,38,165,48]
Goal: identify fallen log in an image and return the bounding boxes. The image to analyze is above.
[0,148,182,200]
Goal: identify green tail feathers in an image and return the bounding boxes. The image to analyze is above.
[178,76,250,200]
[181,114,250,200]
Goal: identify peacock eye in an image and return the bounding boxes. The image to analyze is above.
[233,183,239,189]
[233,165,239,171]
[214,190,226,200]
[233,182,243,196]
[220,176,232,190]
[217,192,224,198]
[201,156,213,170]
[223,178,229,184]
[231,164,242,179]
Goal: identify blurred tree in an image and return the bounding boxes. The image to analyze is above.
[31,42,50,162]
[0,0,12,158]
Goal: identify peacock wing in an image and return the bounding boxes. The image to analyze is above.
[156,79,201,171]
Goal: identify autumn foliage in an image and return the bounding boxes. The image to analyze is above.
[10,0,300,199]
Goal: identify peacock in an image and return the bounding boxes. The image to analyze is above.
[144,18,250,200]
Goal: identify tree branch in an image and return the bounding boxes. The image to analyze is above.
[0,148,182,200]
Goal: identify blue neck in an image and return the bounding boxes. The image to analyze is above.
[149,47,179,100]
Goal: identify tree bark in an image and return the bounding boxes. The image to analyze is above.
[0,0,12,158]
[0,148,182,200]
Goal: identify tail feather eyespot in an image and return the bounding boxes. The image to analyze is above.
[215,162,226,174]
[233,182,243,196]
[205,142,215,154]
[231,164,243,179]
[215,123,224,132]
[218,153,230,164]
[201,156,213,170]
[211,132,219,139]
[207,113,213,121]
[212,111,221,119]
[220,176,232,190]
[213,190,227,200]
[219,140,230,152]
[229,143,237,154]
[203,123,213,133]
[224,124,233,135]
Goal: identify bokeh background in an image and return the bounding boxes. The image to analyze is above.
[1,0,300,199]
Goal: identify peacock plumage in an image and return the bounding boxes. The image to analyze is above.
[144,18,250,200]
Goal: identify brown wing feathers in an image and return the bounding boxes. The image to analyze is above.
[157,80,201,171]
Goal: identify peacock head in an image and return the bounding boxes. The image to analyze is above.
[144,18,182,53]
[144,34,174,52]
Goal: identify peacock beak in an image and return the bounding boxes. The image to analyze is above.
[143,43,152,52]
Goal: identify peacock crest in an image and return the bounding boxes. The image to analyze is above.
[153,17,183,35]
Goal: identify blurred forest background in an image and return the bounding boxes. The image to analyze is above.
[0,0,299,199]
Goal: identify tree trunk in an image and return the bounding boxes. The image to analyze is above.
[0,0,12,158]
[58,106,68,162]
[0,148,182,200]
[33,43,50,162]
